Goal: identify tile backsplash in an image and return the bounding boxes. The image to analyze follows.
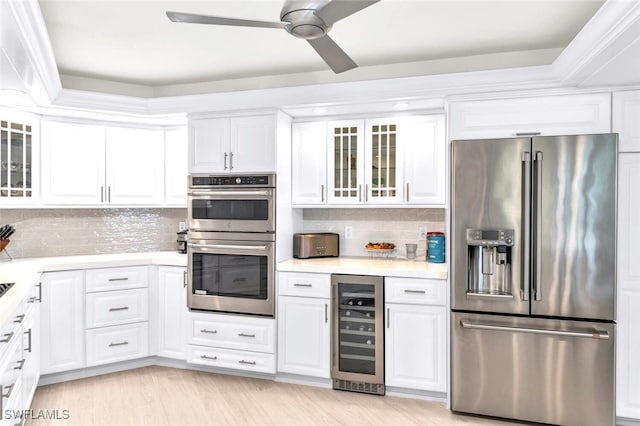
[0,208,187,259]
[302,208,445,258]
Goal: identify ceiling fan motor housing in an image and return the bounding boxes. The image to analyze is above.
[281,1,332,39]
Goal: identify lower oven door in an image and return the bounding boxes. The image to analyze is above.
[187,234,275,317]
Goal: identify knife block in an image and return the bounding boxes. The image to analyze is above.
[0,239,11,261]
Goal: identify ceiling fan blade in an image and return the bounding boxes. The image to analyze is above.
[307,35,357,74]
[166,11,288,29]
[315,0,381,25]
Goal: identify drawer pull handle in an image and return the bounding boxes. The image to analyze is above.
[201,355,217,361]
[13,359,25,370]
[109,341,129,347]
[293,283,313,287]
[2,383,14,399]
[404,289,426,294]
[13,314,25,323]
[25,329,32,353]
[27,297,37,303]
[238,360,256,366]
[200,329,218,334]
[0,332,14,343]
[238,333,256,338]
[108,277,129,282]
[109,306,129,312]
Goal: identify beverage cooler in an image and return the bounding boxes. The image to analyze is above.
[331,274,384,395]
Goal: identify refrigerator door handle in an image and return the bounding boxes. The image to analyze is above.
[460,320,610,340]
[521,152,531,302]
[533,151,543,301]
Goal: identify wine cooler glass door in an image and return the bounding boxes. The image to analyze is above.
[331,275,384,385]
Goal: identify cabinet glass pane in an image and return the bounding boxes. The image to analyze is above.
[337,282,377,375]
[0,118,33,199]
[333,126,358,198]
[370,124,396,198]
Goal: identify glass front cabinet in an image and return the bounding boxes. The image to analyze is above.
[0,108,38,204]
[327,119,402,205]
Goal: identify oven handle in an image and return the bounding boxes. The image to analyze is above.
[188,190,272,197]
[188,243,269,251]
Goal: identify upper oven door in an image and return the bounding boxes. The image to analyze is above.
[187,234,275,317]
[188,187,275,233]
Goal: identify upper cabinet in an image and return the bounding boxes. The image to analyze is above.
[164,127,188,206]
[448,93,611,140]
[188,114,276,174]
[41,121,164,206]
[0,108,38,205]
[292,114,446,207]
[613,91,640,153]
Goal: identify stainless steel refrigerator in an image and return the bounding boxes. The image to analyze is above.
[450,134,617,426]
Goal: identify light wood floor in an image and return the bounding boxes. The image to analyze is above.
[27,366,522,425]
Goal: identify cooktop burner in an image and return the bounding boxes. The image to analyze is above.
[0,282,15,298]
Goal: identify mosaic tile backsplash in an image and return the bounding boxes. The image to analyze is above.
[0,208,187,259]
[302,208,446,259]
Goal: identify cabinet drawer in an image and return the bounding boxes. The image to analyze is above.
[187,345,275,374]
[86,288,149,328]
[188,313,274,353]
[86,266,149,292]
[85,322,149,367]
[385,277,446,306]
[278,272,331,298]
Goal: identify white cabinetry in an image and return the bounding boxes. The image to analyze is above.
[448,93,611,140]
[40,271,85,375]
[616,153,640,419]
[385,277,447,393]
[292,115,446,207]
[277,272,331,378]
[187,312,276,374]
[613,91,640,152]
[189,114,276,174]
[41,121,164,206]
[291,121,327,205]
[84,266,149,367]
[164,127,188,206]
[156,266,187,360]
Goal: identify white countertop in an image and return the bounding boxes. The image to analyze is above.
[0,251,187,326]
[277,257,448,280]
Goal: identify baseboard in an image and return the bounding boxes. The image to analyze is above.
[38,357,157,386]
[618,417,640,425]
[385,386,447,402]
[274,373,332,388]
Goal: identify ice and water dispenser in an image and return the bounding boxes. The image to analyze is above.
[466,229,515,298]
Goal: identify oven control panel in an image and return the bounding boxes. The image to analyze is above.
[190,174,275,187]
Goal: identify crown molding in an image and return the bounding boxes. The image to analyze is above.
[2,0,61,104]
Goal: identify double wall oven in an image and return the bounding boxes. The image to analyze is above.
[187,174,276,317]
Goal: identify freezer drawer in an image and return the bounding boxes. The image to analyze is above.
[451,312,615,426]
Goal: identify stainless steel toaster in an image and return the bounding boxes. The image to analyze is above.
[293,233,339,259]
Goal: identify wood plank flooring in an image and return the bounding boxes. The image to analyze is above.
[27,366,521,425]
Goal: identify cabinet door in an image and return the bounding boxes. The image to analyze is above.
[617,153,640,418]
[403,115,446,205]
[21,302,40,407]
[189,118,228,173]
[229,115,276,173]
[0,107,38,204]
[385,304,446,392]
[157,266,187,360]
[40,271,85,374]
[40,121,105,205]
[105,127,164,205]
[364,118,402,205]
[292,122,327,205]
[164,127,188,206]
[327,120,365,204]
[613,91,640,153]
[449,93,611,140]
[277,296,330,378]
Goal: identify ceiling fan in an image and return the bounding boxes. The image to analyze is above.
[166,0,381,74]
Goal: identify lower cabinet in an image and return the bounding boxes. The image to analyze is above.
[186,312,276,374]
[384,277,447,393]
[277,296,330,378]
[41,271,85,375]
[276,272,331,379]
[156,266,187,360]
